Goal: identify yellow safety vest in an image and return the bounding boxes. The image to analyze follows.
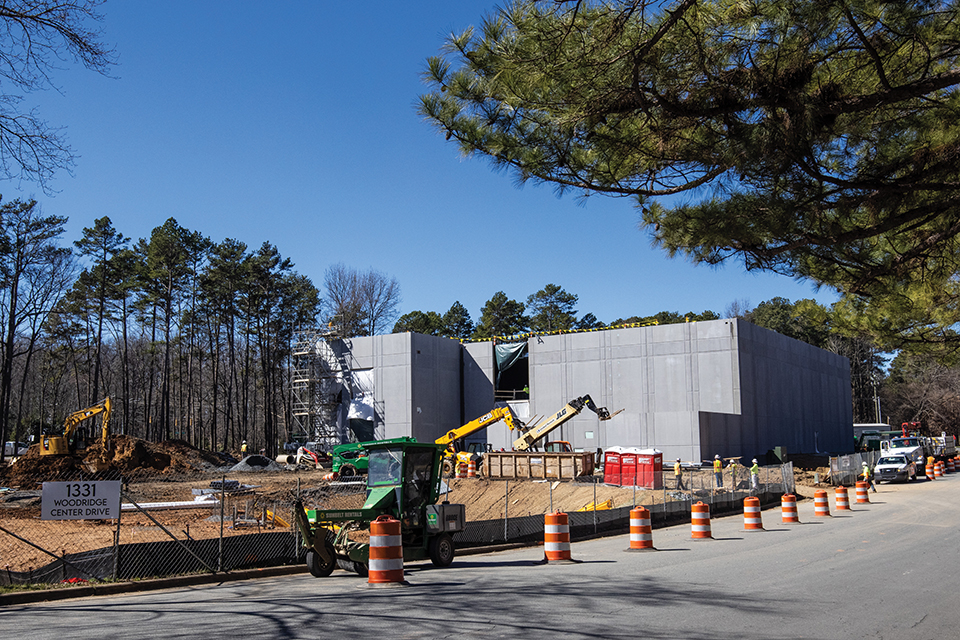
[713,459,722,473]
[674,462,682,476]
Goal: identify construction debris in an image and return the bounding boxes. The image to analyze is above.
[122,493,220,511]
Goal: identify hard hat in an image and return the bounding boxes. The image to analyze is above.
[752,458,758,463]
[676,458,681,462]
[862,461,868,467]
[715,454,720,459]
[243,440,247,444]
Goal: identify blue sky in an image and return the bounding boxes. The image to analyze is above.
[23,1,836,327]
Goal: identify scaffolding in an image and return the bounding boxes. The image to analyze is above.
[290,328,353,451]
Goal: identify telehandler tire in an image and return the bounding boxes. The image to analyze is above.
[429,533,455,567]
[306,541,336,577]
[339,464,357,477]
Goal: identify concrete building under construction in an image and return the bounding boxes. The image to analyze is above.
[292,318,851,462]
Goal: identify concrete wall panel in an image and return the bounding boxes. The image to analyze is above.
[463,342,495,424]
[409,333,462,443]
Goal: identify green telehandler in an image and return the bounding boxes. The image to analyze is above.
[295,439,466,577]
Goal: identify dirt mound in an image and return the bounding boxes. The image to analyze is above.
[106,435,171,473]
[0,435,227,484]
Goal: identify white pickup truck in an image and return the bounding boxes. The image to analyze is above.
[873,454,917,483]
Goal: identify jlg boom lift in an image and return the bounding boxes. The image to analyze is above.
[512,394,621,451]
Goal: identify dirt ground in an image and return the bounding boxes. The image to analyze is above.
[0,436,831,573]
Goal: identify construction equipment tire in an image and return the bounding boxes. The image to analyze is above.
[428,533,455,567]
[336,558,368,576]
[306,541,336,577]
[441,459,454,477]
[339,463,357,477]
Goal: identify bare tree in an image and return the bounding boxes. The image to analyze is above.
[322,264,400,337]
[322,263,365,337]
[358,269,400,336]
[0,1,115,191]
[724,299,751,320]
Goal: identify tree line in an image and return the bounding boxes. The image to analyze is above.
[392,283,720,340]
[0,202,405,461]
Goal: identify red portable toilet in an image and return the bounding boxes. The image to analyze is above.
[634,448,663,489]
[603,446,624,486]
[620,449,638,487]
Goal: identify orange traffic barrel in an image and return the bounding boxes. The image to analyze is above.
[780,493,800,524]
[544,512,572,562]
[467,459,477,478]
[368,515,405,586]
[781,494,799,523]
[814,490,831,517]
[322,471,338,481]
[855,481,870,504]
[948,458,956,473]
[743,496,763,531]
[835,486,851,511]
[926,463,935,479]
[691,502,712,540]
[934,462,943,479]
[627,507,655,551]
[455,462,467,479]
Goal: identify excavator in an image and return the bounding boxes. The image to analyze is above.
[435,406,522,476]
[512,394,621,451]
[40,397,113,472]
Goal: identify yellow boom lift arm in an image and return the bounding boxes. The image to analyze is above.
[435,406,522,473]
[512,394,621,451]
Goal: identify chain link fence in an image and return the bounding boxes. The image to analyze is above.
[1,462,795,589]
[453,462,795,548]
[829,451,882,486]
[0,467,367,588]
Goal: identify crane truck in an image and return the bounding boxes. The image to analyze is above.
[435,406,522,475]
[295,439,465,577]
[40,397,113,472]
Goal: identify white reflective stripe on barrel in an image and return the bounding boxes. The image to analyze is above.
[370,535,402,548]
[368,557,403,572]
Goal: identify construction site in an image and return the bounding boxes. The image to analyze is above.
[0,318,854,589]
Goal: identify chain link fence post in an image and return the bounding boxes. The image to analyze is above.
[504,480,509,542]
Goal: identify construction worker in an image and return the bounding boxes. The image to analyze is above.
[861,461,877,492]
[729,459,739,488]
[674,458,684,490]
[750,458,760,492]
[241,440,248,456]
[713,454,723,489]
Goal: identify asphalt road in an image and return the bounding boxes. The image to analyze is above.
[3,477,959,639]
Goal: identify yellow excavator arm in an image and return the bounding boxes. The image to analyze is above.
[41,397,112,456]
